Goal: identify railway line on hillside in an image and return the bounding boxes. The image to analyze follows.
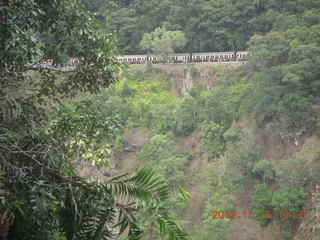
[28,51,248,69]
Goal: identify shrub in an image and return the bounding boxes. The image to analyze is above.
[251,184,273,226]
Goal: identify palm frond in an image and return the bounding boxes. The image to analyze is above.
[157,213,190,240]
[106,168,170,204]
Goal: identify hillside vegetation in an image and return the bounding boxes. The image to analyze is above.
[1,0,320,239]
[82,0,320,140]
[69,59,319,239]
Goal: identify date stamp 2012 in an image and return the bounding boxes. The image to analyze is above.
[211,209,309,220]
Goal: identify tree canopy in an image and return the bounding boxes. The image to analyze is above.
[140,27,186,60]
[83,0,320,54]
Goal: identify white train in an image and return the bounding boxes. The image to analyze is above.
[116,51,248,64]
[29,51,248,68]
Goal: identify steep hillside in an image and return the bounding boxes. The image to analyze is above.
[75,62,320,239]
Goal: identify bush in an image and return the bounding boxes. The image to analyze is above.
[274,158,306,189]
[271,188,307,213]
[252,159,275,185]
[223,127,241,142]
[139,134,190,185]
[251,184,273,226]
[224,149,260,191]
[199,121,225,159]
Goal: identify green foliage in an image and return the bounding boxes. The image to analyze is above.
[88,0,320,53]
[172,96,199,135]
[112,134,126,159]
[251,157,308,226]
[247,6,320,138]
[252,159,274,185]
[223,126,241,143]
[139,134,190,185]
[195,165,235,240]
[136,135,191,239]
[47,99,122,167]
[205,75,251,127]
[140,27,187,60]
[251,184,273,226]
[224,148,260,191]
[1,0,121,100]
[271,188,307,212]
[274,158,306,189]
[199,121,225,159]
[198,192,234,240]
[86,0,320,141]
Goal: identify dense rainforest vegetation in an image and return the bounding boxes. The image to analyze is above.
[83,0,320,54]
[1,0,320,239]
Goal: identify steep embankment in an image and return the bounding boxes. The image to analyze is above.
[130,63,319,240]
[77,62,320,240]
[131,62,244,97]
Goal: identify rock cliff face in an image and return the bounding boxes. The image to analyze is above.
[171,68,195,96]
[145,62,239,96]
